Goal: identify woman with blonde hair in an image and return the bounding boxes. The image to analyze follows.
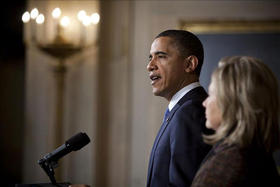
[191,56,280,187]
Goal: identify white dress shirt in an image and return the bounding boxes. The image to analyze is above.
[168,82,201,111]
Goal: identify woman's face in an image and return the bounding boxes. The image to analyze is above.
[203,80,222,130]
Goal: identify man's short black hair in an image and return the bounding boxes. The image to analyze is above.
[156,30,204,76]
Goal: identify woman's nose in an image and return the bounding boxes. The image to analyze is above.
[202,98,208,107]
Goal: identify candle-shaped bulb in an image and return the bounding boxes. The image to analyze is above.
[77,10,86,22]
[90,13,100,24]
[82,15,91,27]
[30,8,39,19]
[36,14,45,24]
[22,11,30,23]
[60,16,70,28]
[52,7,61,19]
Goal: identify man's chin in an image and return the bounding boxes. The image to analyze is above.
[153,92,160,96]
[152,89,164,97]
[152,89,160,96]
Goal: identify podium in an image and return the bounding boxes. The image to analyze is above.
[15,182,71,187]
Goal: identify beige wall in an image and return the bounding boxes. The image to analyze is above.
[23,0,280,186]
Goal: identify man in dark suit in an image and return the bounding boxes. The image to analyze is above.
[146,30,212,187]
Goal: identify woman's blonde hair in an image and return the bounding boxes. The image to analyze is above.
[204,56,280,152]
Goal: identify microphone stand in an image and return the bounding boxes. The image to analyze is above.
[38,158,58,185]
[25,132,90,187]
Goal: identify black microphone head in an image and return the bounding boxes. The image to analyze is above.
[65,132,90,151]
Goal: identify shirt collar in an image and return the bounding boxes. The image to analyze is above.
[168,82,201,111]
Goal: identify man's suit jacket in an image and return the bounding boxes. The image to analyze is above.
[191,141,280,187]
[147,86,212,187]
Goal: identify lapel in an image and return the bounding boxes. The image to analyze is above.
[149,87,205,159]
[149,105,177,160]
[147,86,206,182]
[148,86,206,172]
[147,105,178,184]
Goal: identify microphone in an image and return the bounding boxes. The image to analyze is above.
[39,132,91,164]
[38,132,90,184]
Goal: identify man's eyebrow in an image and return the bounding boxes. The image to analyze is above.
[149,51,168,59]
[154,51,168,56]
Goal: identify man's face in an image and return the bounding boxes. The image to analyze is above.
[147,37,187,101]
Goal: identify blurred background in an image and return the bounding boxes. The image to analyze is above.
[0,0,280,187]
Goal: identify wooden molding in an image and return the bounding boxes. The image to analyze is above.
[179,20,280,34]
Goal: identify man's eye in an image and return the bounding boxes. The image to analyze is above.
[158,55,166,58]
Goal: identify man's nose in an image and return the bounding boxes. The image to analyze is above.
[147,58,156,71]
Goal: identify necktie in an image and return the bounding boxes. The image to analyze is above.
[163,108,170,122]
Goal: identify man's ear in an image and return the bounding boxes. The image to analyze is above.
[185,55,198,73]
